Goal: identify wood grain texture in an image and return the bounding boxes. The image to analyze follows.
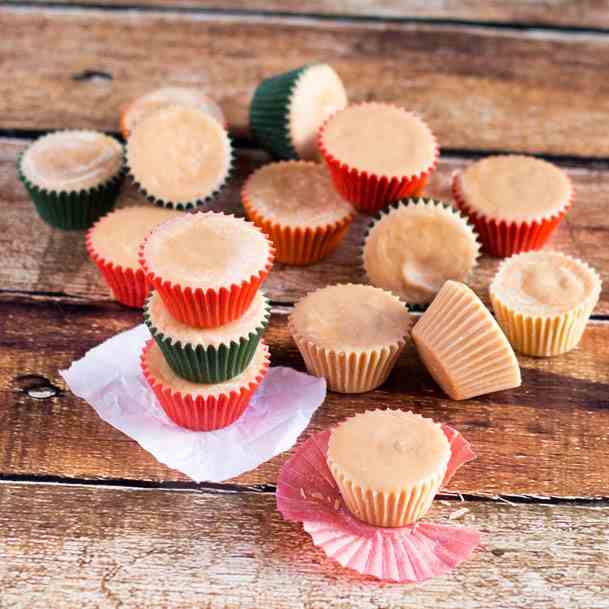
[2,138,609,312]
[2,301,609,498]
[20,0,609,29]
[1,481,608,609]
[3,7,609,157]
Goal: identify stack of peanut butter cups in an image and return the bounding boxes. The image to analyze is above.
[138,211,275,431]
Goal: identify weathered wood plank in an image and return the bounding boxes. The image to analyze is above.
[2,301,609,498]
[20,0,609,30]
[2,7,609,157]
[1,481,608,608]
[2,138,609,313]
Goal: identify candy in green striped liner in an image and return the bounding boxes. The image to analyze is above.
[126,105,233,210]
[249,63,347,161]
[17,130,124,230]
[361,198,480,306]
[144,290,271,384]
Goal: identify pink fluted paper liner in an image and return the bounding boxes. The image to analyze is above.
[277,426,479,583]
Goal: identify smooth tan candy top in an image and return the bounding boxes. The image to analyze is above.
[457,155,572,223]
[127,106,231,205]
[290,284,410,352]
[245,161,352,227]
[142,212,271,290]
[491,251,601,316]
[146,290,269,346]
[144,340,269,397]
[288,64,348,161]
[21,131,123,192]
[89,204,180,268]
[363,200,479,305]
[327,410,450,489]
[321,103,437,178]
[123,87,225,134]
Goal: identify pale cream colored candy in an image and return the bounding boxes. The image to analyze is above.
[490,251,601,356]
[288,64,347,161]
[127,106,231,206]
[122,87,224,136]
[88,203,180,269]
[327,409,450,527]
[412,280,521,400]
[321,103,437,178]
[363,199,480,305]
[142,212,272,291]
[21,130,123,192]
[454,155,572,223]
[244,161,352,228]
[289,283,410,393]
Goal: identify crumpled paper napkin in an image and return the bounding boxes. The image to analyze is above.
[61,323,327,482]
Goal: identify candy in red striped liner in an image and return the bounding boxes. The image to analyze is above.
[87,229,149,307]
[141,339,270,431]
[139,211,275,328]
[451,162,573,258]
[277,425,479,582]
[317,102,439,215]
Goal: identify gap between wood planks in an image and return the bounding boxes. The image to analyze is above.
[3,475,609,507]
[5,127,609,171]
[6,0,609,37]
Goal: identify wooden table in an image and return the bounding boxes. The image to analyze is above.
[2,2,609,607]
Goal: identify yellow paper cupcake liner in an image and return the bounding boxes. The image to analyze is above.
[289,331,405,394]
[490,253,601,357]
[412,280,521,400]
[327,457,445,527]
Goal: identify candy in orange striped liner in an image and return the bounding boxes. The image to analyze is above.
[242,160,353,265]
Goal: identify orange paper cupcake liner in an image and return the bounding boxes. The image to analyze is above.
[138,234,275,329]
[241,185,353,266]
[140,339,270,431]
[317,104,439,215]
[452,171,573,258]
[86,229,149,308]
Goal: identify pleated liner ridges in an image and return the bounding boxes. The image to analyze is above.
[452,170,573,257]
[241,166,353,266]
[85,229,148,308]
[249,65,308,160]
[490,254,601,357]
[143,293,271,383]
[317,103,439,215]
[141,339,270,431]
[328,455,445,528]
[138,232,275,329]
[276,426,479,583]
[412,281,521,400]
[17,152,124,231]
[289,323,406,394]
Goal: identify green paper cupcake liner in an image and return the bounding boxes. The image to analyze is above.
[143,294,271,383]
[249,65,312,160]
[17,152,124,230]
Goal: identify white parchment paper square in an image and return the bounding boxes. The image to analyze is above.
[60,324,326,482]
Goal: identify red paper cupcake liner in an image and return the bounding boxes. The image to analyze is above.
[277,425,479,583]
[140,339,270,431]
[86,229,149,308]
[138,224,275,329]
[452,171,573,257]
[241,186,352,266]
[317,103,439,215]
